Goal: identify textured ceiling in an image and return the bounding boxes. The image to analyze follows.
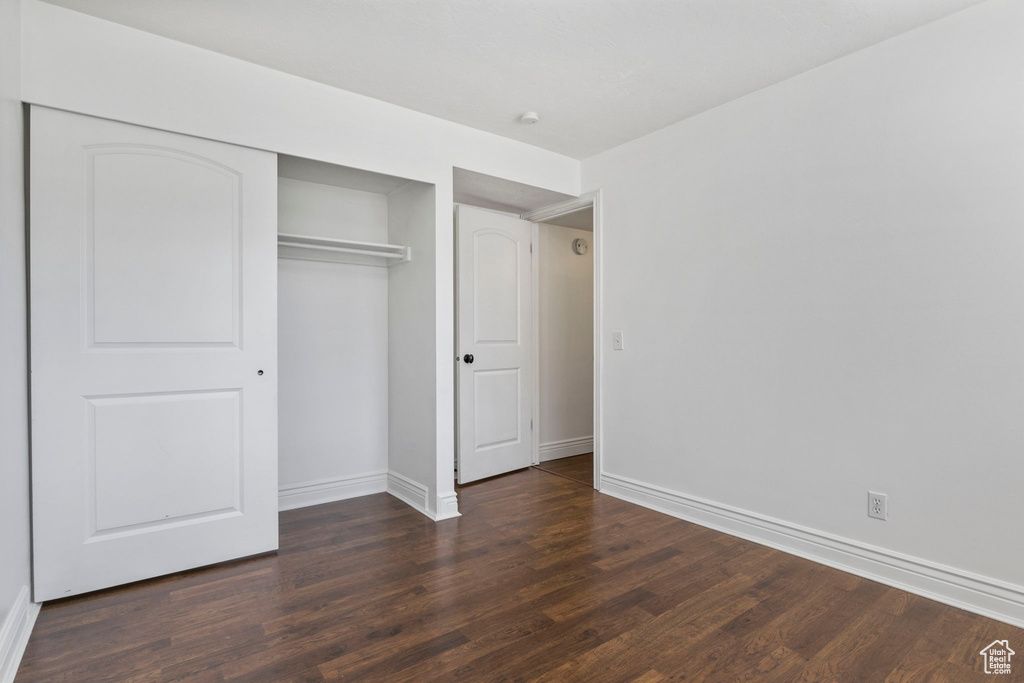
[42,0,988,158]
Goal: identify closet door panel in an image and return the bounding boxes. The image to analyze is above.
[30,106,278,601]
[89,148,239,344]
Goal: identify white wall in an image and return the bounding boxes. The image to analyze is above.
[388,181,451,517]
[0,0,35,676]
[20,0,579,519]
[538,224,593,460]
[584,0,1024,626]
[278,178,388,242]
[277,179,389,504]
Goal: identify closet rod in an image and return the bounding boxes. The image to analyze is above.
[277,232,411,263]
[281,242,405,259]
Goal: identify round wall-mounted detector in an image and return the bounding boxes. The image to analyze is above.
[520,111,540,125]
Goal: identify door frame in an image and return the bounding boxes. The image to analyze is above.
[521,190,602,491]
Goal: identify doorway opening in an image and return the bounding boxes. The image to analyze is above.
[453,168,601,493]
[528,206,595,488]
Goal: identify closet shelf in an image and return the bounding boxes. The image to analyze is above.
[277,233,411,267]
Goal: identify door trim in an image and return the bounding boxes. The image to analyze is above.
[521,190,602,491]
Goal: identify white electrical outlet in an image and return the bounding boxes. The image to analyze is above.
[612,331,624,350]
[868,491,887,520]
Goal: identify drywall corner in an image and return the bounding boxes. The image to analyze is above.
[387,179,439,518]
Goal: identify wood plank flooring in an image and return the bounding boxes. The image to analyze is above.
[533,453,593,486]
[17,466,1022,681]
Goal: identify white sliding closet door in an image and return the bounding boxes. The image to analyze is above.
[30,107,279,600]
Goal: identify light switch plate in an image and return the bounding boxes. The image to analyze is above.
[612,331,624,350]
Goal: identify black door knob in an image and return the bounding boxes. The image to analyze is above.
[463,354,474,364]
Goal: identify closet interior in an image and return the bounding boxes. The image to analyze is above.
[277,155,435,511]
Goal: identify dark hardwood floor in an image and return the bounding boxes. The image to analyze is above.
[18,467,1021,681]
[532,453,593,486]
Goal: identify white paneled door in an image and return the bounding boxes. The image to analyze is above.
[30,107,279,600]
[456,205,533,483]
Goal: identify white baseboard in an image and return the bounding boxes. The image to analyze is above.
[434,491,462,521]
[386,471,461,522]
[601,472,1024,629]
[0,586,40,683]
[278,471,387,511]
[387,470,431,518]
[538,436,594,462]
